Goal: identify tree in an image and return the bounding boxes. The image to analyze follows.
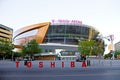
[78,39,105,56]
[104,53,112,59]
[96,39,105,56]
[22,39,42,60]
[0,38,14,60]
[78,40,97,56]
[114,50,120,58]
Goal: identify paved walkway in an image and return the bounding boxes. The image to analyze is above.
[0,60,120,80]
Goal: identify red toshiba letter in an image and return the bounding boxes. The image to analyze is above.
[70,61,75,68]
[39,62,43,68]
[15,61,20,68]
[50,62,55,68]
[62,61,64,68]
[26,61,32,68]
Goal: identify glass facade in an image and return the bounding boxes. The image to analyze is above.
[15,29,38,40]
[44,24,89,45]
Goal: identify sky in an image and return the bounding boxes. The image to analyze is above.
[0,0,120,44]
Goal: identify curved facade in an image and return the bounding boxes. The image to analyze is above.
[13,21,99,53]
[45,24,92,45]
[13,22,50,49]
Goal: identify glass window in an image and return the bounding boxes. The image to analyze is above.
[44,24,90,45]
[15,29,38,39]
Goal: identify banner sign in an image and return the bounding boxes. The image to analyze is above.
[51,19,82,24]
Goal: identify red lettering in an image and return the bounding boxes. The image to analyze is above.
[71,20,75,23]
[15,61,78,68]
[70,61,75,68]
[15,61,20,68]
[58,20,62,23]
[52,19,82,24]
[26,61,32,68]
[50,62,55,68]
[52,19,55,23]
[39,62,43,68]
[62,61,64,68]
[78,21,82,24]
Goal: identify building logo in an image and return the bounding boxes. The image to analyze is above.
[51,19,82,24]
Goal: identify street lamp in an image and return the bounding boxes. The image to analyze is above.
[109,35,114,60]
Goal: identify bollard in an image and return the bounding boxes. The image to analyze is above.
[24,58,28,66]
[98,60,100,64]
[110,61,112,66]
[87,60,90,66]
[93,61,95,66]
[102,61,104,65]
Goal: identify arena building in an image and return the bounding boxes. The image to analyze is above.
[13,20,99,60]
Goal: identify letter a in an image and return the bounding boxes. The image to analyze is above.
[62,61,64,68]
[26,61,32,68]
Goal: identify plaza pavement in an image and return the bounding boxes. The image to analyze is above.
[0,59,120,80]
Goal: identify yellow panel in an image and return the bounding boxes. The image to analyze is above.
[0,33,11,38]
[108,44,112,51]
[89,27,93,40]
[0,28,12,34]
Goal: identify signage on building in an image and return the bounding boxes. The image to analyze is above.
[51,19,82,24]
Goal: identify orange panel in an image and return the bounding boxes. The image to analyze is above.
[14,45,22,48]
[14,22,50,39]
[36,25,50,43]
[13,22,50,51]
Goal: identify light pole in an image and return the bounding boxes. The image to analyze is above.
[109,35,114,60]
